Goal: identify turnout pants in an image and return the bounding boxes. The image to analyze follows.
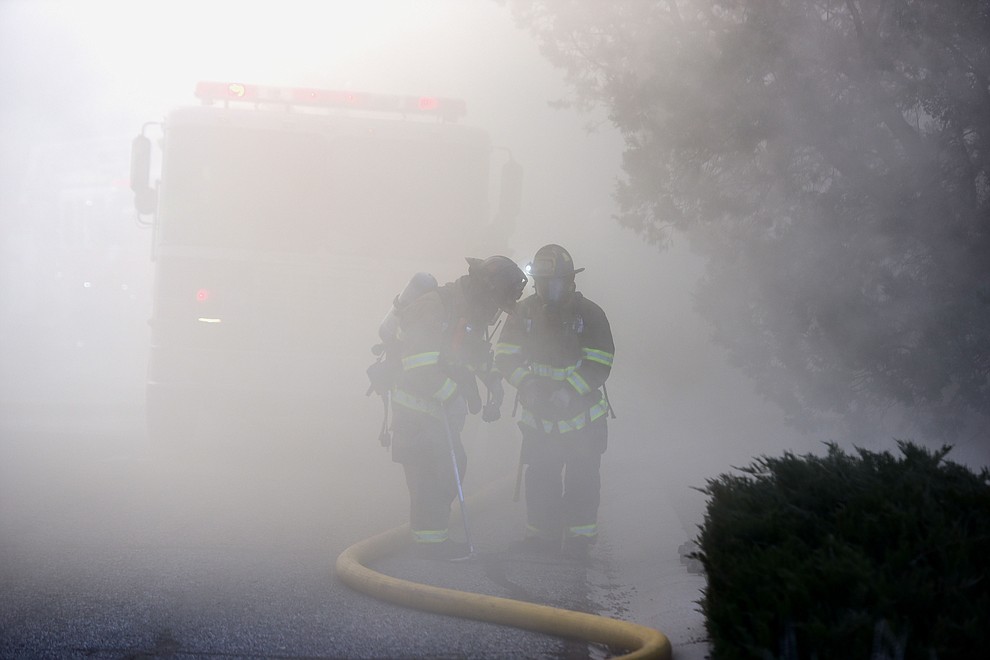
[521,417,607,542]
[392,408,467,543]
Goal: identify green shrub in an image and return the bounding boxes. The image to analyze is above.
[695,441,990,659]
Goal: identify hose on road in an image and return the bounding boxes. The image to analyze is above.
[334,505,671,659]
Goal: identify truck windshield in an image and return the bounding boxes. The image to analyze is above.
[158,123,488,258]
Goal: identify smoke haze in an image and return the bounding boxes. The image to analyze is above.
[0,7,870,649]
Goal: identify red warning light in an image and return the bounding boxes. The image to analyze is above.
[195,288,210,302]
[193,81,467,119]
[418,96,440,111]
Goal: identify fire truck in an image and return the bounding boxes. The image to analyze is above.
[130,81,522,451]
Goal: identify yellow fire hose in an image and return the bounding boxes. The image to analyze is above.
[334,491,672,659]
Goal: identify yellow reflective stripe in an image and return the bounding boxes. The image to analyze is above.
[520,395,608,434]
[392,389,442,416]
[567,370,591,395]
[583,348,614,367]
[508,367,529,388]
[557,415,579,433]
[533,362,608,384]
[531,362,575,380]
[568,524,598,538]
[586,398,608,424]
[433,377,457,402]
[412,529,449,543]
[494,342,521,358]
[519,409,551,433]
[402,351,440,370]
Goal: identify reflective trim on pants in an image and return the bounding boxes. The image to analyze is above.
[412,528,449,543]
[567,523,598,539]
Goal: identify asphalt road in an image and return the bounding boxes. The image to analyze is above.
[0,406,609,659]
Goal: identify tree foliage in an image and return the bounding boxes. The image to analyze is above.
[507,0,990,442]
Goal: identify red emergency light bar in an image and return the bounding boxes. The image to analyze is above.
[194,81,466,121]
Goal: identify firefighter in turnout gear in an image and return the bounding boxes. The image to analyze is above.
[495,244,614,560]
[390,256,527,560]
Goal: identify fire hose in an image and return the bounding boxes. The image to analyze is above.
[334,479,671,659]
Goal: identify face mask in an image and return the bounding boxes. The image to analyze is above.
[535,277,570,305]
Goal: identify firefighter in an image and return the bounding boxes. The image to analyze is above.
[390,256,527,560]
[495,244,614,560]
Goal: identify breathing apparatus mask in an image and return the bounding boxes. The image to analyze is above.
[526,244,583,309]
[534,276,574,307]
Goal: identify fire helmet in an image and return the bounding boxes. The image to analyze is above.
[528,244,582,305]
[467,255,528,311]
[529,244,585,279]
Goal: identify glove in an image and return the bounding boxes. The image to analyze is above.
[548,384,573,410]
[444,364,482,415]
[482,377,504,423]
[486,376,505,409]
